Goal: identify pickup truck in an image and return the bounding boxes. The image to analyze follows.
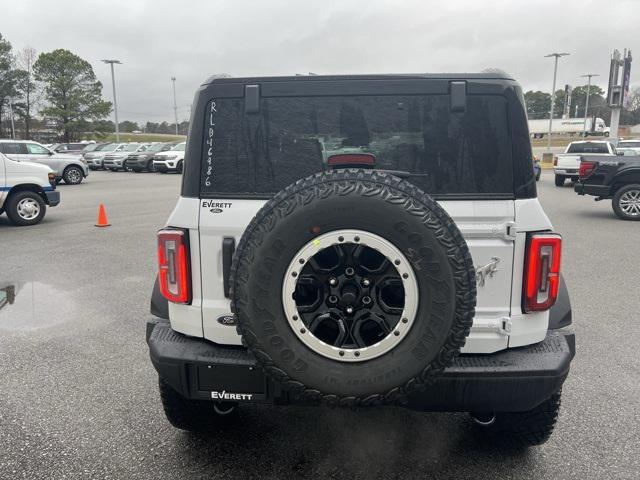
[616,139,640,156]
[574,154,640,220]
[554,140,616,187]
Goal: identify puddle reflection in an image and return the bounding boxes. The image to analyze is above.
[0,282,74,331]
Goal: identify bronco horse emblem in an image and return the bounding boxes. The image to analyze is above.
[475,257,500,287]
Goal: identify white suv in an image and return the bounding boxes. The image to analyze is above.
[152,142,185,173]
[146,74,575,447]
[0,139,89,184]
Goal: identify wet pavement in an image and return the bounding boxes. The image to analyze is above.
[0,170,639,479]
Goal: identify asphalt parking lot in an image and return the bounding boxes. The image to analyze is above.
[1,170,639,479]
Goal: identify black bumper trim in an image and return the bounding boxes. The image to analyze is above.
[147,319,574,412]
[44,190,60,206]
[574,182,611,197]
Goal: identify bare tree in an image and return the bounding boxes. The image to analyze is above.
[15,46,39,138]
[625,86,640,125]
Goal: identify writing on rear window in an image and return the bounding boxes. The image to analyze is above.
[204,101,217,187]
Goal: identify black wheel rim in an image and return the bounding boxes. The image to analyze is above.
[293,242,405,350]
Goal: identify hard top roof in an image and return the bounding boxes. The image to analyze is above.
[203,72,515,86]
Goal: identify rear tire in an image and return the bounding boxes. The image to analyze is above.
[5,190,46,226]
[158,378,236,432]
[554,175,565,187]
[471,391,562,447]
[176,160,183,174]
[612,184,640,221]
[63,166,84,185]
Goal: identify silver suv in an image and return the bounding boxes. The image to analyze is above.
[84,143,126,170]
[103,143,150,171]
[0,139,89,185]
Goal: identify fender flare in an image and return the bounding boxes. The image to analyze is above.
[549,274,571,330]
[612,168,640,188]
[150,275,169,319]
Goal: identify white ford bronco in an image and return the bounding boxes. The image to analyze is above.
[147,74,574,447]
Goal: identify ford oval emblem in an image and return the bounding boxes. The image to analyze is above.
[210,208,224,214]
[217,315,236,326]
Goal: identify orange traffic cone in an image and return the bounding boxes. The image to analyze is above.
[95,203,111,227]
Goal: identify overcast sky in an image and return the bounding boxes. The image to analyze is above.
[3,0,639,124]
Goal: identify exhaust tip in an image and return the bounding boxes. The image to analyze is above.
[471,412,496,427]
[213,403,236,416]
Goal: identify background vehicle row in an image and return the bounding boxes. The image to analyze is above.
[83,141,184,172]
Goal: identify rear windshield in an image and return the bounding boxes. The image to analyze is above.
[200,94,513,197]
[567,142,609,154]
[619,141,640,148]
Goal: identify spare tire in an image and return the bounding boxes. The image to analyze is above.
[230,169,476,406]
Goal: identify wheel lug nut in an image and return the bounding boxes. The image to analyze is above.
[328,295,338,304]
[362,296,371,305]
[329,277,337,286]
[345,267,355,277]
[362,278,370,286]
[346,306,354,314]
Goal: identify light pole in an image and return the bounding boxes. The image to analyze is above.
[102,59,122,142]
[580,73,599,137]
[171,77,179,135]
[545,53,570,150]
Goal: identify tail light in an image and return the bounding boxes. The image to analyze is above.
[523,233,562,312]
[157,228,191,303]
[327,153,376,168]
[579,160,596,179]
[553,156,558,166]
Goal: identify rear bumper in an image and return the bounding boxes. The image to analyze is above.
[574,182,611,197]
[147,319,575,412]
[44,190,60,207]
[554,168,579,176]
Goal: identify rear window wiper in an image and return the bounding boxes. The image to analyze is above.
[375,169,430,179]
